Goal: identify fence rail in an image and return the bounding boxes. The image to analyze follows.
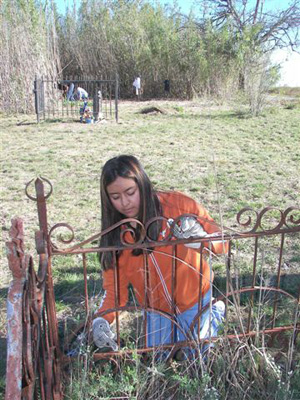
[5,177,300,399]
[33,75,119,123]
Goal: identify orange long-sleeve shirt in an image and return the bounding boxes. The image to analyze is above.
[98,191,227,323]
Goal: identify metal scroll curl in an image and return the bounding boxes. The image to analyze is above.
[145,215,171,242]
[283,207,300,228]
[119,219,146,246]
[236,206,300,234]
[237,207,260,233]
[49,223,75,250]
[49,218,147,253]
[48,207,299,253]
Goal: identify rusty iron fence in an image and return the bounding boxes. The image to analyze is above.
[33,75,119,123]
[5,177,300,399]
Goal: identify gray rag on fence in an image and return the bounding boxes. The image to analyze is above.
[171,216,208,239]
[92,317,118,351]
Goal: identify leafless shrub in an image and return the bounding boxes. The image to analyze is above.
[0,1,60,113]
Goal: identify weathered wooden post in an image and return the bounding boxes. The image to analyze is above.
[34,76,40,123]
[5,219,27,400]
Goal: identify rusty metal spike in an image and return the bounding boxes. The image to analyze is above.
[25,177,53,201]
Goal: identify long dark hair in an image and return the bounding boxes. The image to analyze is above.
[99,155,162,270]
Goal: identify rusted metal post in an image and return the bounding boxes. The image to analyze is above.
[34,178,63,399]
[225,240,232,335]
[271,233,285,328]
[171,244,177,343]
[82,253,90,316]
[247,237,259,333]
[197,244,204,339]
[113,251,121,348]
[5,218,27,400]
[143,251,150,347]
[25,177,63,399]
[35,180,47,234]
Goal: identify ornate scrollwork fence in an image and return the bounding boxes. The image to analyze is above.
[5,177,300,399]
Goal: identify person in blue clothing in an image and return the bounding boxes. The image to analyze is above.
[66,84,88,101]
[66,83,75,101]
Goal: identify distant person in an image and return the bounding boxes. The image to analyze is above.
[164,79,170,94]
[133,76,141,98]
[66,83,75,101]
[74,86,88,100]
[57,82,68,98]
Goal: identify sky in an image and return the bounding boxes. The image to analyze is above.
[271,49,300,87]
[54,0,292,16]
[54,0,300,87]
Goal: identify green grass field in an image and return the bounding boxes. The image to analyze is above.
[2,99,300,242]
[1,97,300,398]
[1,98,299,275]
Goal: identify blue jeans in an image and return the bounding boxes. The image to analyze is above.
[146,290,224,347]
[66,83,74,101]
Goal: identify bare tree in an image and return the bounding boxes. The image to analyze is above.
[192,1,299,114]
[198,0,300,51]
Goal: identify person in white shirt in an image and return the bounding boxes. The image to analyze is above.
[133,76,141,97]
[75,86,88,100]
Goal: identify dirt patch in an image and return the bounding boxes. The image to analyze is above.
[140,106,167,114]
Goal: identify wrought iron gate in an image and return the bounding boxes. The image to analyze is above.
[5,178,300,399]
[33,75,119,123]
